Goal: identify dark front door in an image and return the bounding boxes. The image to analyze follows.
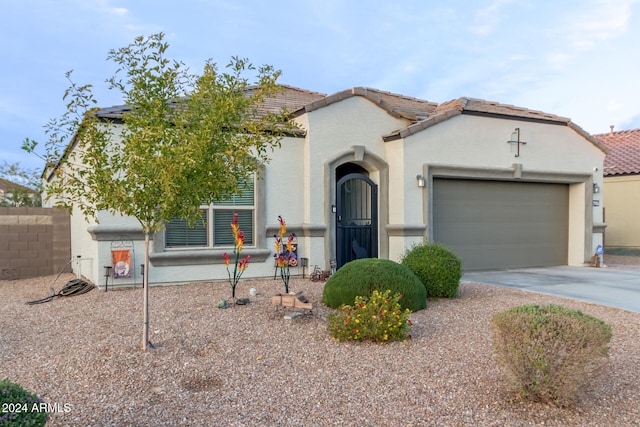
[336,173,378,268]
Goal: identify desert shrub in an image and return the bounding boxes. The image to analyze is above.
[0,378,48,426]
[401,242,461,298]
[491,304,612,407]
[322,258,426,312]
[327,290,412,342]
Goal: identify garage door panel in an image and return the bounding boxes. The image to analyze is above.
[433,179,568,270]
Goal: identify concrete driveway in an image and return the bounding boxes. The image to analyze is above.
[462,265,640,313]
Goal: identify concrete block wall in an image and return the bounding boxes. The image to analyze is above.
[0,207,71,279]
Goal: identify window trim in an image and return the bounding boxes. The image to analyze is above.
[152,168,266,267]
[163,174,257,250]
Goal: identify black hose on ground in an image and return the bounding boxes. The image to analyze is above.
[26,278,95,305]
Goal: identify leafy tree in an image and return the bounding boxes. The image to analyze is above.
[23,33,299,350]
[0,161,42,207]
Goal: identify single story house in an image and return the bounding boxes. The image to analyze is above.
[595,128,640,249]
[51,86,607,287]
[0,178,39,207]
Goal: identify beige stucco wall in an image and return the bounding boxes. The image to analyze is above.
[302,96,409,268]
[604,175,640,248]
[60,95,606,285]
[402,114,605,266]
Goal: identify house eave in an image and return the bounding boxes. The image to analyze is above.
[604,171,640,178]
[383,109,462,142]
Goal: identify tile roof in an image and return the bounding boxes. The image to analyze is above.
[249,84,327,114]
[594,129,640,176]
[290,87,439,120]
[95,85,326,120]
[0,178,36,194]
[92,85,606,153]
[380,96,606,153]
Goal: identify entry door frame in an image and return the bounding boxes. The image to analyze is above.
[336,173,378,268]
[324,146,389,272]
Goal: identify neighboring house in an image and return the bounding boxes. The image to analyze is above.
[594,128,640,249]
[0,178,39,207]
[47,86,607,287]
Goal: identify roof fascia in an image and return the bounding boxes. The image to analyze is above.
[460,110,567,126]
[384,109,609,154]
[567,122,608,154]
[383,109,462,142]
[290,87,411,120]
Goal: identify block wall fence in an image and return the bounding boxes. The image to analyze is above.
[0,207,71,280]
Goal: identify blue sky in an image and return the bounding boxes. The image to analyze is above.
[2,0,639,171]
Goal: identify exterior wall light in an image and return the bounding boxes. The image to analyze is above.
[507,127,527,157]
[416,174,425,187]
[593,183,600,193]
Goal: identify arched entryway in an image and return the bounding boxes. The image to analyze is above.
[336,163,378,268]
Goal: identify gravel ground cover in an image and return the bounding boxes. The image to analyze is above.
[1,265,639,426]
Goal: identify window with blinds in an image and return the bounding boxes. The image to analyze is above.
[165,176,255,249]
[165,210,208,248]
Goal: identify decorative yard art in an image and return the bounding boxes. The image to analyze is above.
[273,216,297,294]
[222,213,251,301]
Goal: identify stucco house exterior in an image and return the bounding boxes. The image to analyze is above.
[51,86,607,287]
[595,128,640,249]
[0,178,39,207]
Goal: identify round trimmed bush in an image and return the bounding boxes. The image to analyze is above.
[402,242,461,298]
[491,304,612,406]
[322,258,426,312]
[0,378,48,426]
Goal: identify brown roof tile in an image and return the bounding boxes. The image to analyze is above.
[248,84,326,116]
[594,129,640,176]
[92,85,606,153]
[0,178,36,193]
[291,87,438,119]
[463,98,569,122]
[96,85,327,120]
[382,96,606,153]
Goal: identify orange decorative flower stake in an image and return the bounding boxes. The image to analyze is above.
[223,213,251,300]
[273,215,297,294]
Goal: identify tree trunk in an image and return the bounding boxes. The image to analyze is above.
[142,230,150,351]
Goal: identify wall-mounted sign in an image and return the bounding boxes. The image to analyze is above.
[592,200,600,207]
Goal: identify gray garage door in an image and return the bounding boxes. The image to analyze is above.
[433,179,569,270]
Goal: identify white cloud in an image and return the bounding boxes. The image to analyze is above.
[470,0,515,35]
[110,7,128,16]
[85,0,129,16]
[568,0,636,50]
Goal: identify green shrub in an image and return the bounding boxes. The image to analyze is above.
[0,378,48,426]
[401,242,461,298]
[327,290,412,342]
[491,304,612,407]
[322,258,426,312]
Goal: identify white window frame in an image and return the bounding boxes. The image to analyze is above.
[164,175,256,250]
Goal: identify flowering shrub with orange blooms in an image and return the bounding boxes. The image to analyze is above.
[273,215,297,294]
[222,213,250,299]
[327,290,412,343]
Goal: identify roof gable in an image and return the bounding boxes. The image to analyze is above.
[291,87,438,120]
[383,97,573,140]
[594,128,640,176]
[92,84,607,154]
[0,178,36,194]
[381,96,607,153]
[96,84,327,120]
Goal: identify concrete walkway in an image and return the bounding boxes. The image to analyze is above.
[462,265,640,313]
